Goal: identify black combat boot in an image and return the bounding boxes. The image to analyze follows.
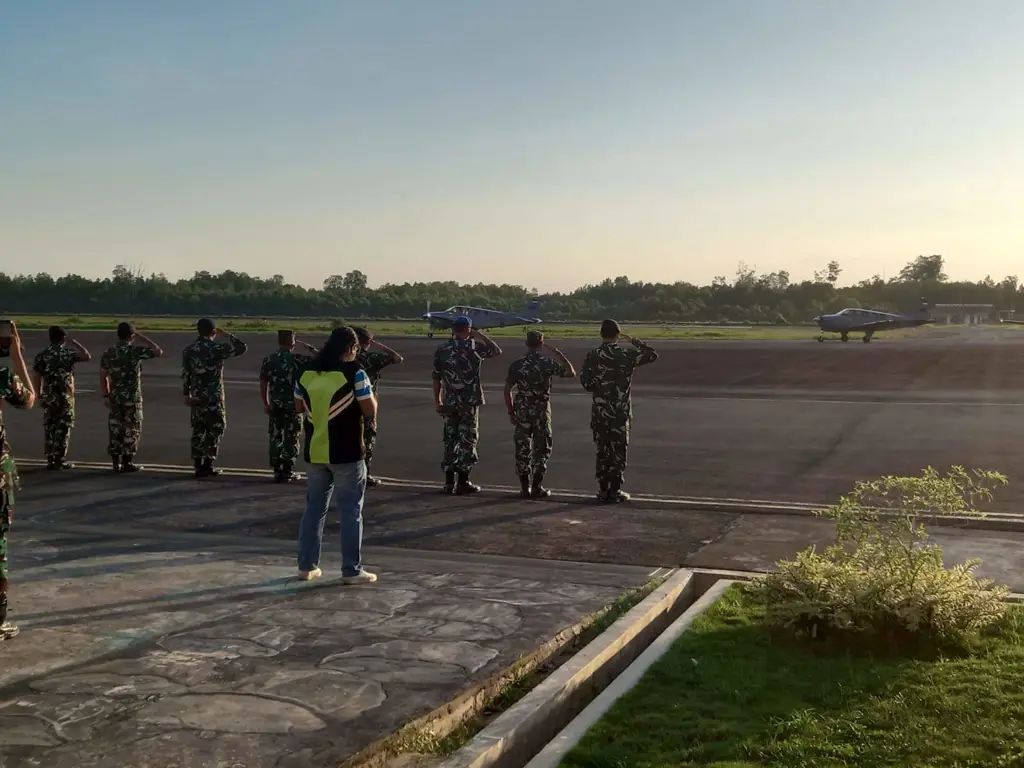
[203,458,222,477]
[365,460,380,487]
[121,455,141,473]
[280,461,298,483]
[607,480,630,504]
[596,480,609,503]
[0,591,17,640]
[531,470,551,499]
[111,456,122,473]
[518,474,532,498]
[443,470,456,494]
[194,458,207,478]
[455,471,481,495]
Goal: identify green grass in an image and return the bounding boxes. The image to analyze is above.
[562,584,1024,768]
[1,314,933,341]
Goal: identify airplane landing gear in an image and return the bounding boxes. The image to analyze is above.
[841,332,849,343]
[817,334,825,342]
[863,332,874,343]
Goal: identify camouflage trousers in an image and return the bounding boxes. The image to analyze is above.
[0,487,10,581]
[190,404,226,462]
[108,402,143,458]
[513,408,553,477]
[43,401,75,463]
[268,407,302,469]
[364,415,378,473]
[592,420,629,487]
[442,406,479,474]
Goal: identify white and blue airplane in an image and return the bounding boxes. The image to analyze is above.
[813,301,934,343]
[422,300,543,338]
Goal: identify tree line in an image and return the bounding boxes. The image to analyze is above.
[0,255,1017,323]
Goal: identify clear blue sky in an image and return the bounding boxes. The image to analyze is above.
[3,1,1022,291]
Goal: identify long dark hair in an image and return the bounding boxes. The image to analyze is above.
[310,326,358,372]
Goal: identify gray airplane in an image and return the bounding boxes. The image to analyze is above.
[814,301,934,343]
[422,299,543,338]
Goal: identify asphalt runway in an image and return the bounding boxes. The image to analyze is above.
[5,328,1024,511]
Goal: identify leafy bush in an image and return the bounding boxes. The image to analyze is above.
[749,466,1010,646]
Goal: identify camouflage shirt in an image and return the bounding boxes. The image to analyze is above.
[260,349,314,409]
[357,349,395,389]
[181,335,248,406]
[101,343,157,405]
[33,344,79,407]
[580,339,658,426]
[0,366,31,458]
[432,338,502,407]
[506,352,572,414]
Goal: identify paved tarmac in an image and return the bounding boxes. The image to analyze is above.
[6,329,1024,511]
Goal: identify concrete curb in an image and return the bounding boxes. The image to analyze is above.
[19,461,1024,532]
[436,569,696,768]
[525,579,735,768]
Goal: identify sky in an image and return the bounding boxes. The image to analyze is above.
[3,1,1023,292]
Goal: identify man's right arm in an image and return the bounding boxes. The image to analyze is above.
[134,332,163,358]
[354,369,378,422]
[432,347,444,409]
[624,335,658,367]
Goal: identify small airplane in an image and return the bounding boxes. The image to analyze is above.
[813,301,934,343]
[422,300,543,338]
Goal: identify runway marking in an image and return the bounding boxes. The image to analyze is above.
[16,460,1024,526]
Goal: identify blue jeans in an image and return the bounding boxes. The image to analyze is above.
[298,461,367,577]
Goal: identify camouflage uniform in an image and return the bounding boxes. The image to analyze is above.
[32,345,78,464]
[259,349,314,472]
[356,348,397,475]
[433,338,501,474]
[100,342,158,460]
[181,335,248,463]
[580,338,658,490]
[506,352,573,477]
[0,364,32,638]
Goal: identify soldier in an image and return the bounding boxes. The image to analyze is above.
[0,321,36,640]
[354,326,403,487]
[503,330,576,498]
[432,316,501,494]
[260,329,317,483]
[580,319,658,503]
[181,319,247,477]
[99,323,164,473]
[32,325,91,470]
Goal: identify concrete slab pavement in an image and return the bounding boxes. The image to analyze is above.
[0,523,654,767]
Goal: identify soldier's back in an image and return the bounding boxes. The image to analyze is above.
[262,349,304,407]
[102,343,152,404]
[34,345,76,404]
[434,339,486,406]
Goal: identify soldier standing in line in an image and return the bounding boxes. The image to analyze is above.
[32,325,91,470]
[503,330,576,498]
[580,319,658,503]
[100,323,164,473]
[0,321,36,640]
[354,326,403,487]
[181,319,247,478]
[432,316,501,494]
[260,329,317,483]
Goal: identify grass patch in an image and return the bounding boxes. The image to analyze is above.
[4,314,931,341]
[376,578,665,763]
[562,583,1024,768]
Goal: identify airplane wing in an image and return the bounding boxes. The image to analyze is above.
[846,317,933,332]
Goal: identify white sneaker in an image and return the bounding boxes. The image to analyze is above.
[298,567,322,582]
[342,570,378,585]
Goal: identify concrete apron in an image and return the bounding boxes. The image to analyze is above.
[0,531,656,768]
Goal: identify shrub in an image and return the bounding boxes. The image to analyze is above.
[749,466,1010,646]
